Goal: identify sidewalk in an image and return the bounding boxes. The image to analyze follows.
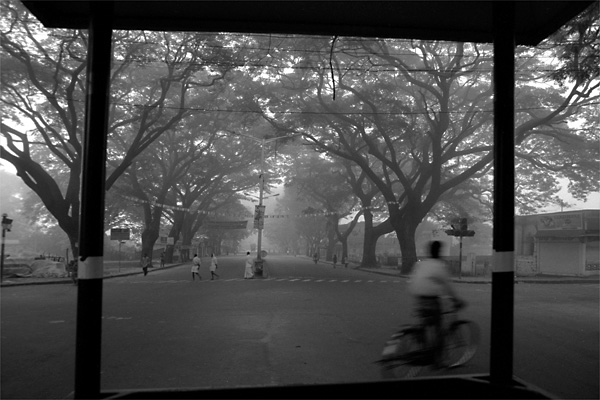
[1,263,184,287]
[356,265,600,284]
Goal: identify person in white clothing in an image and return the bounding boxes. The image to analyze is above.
[210,253,219,280]
[244,252,254,279]
[191,254,202,281]
[409,240,465,367]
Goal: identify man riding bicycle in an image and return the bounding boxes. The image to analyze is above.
[408,240,465,368]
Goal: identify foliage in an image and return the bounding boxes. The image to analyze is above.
[251,32,597,270]
[1,2,597,268]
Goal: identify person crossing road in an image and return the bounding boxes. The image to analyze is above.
[192,254,202,281]
[210,253,220,280]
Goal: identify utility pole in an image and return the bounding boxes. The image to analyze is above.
[255,138,266,274]
[233,133,299,277]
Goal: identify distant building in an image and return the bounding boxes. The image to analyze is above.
[515,210,599,276]
[342,211,599,276]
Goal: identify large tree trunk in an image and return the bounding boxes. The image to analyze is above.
[360,211,376,266]
[361,214,393,267]
[164,228,178,263]
[68,235,79,261]
[341,240,348,263]
[326,217,337,261]
[59,219,80,260]
[361,234,378,267]
[140,228,160,263]
[140,202,163,263]
[394,216,420,275]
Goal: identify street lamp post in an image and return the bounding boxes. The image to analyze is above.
[256,138,266,273]
[254,137,287,277]
[1,213,14,282]
[232,133,298,277]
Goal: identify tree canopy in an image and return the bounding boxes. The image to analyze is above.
[2,1,597,268]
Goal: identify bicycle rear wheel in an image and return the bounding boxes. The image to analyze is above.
[444,320,480,368]
[379,328,425,379]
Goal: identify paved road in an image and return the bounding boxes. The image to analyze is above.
[1,255,598,399]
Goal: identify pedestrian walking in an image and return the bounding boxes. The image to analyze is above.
[313,252,319,264]
[332,254,337,269]
[160,252,165,268]
[342,254,348,268]
[141,254,150,276]
[192,253,202,281]
[244,251,254,279]
[210,253,220,280]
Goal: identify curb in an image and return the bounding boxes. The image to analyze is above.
[356,268,598,285]
[0,263,185,287]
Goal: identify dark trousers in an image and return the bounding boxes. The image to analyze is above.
[415,296,443,365]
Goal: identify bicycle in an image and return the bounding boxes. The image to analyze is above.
[378,298,480,379]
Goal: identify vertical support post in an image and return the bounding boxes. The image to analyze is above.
[257,139,265,261]
[458,235,463,279]
[491,0,515,386]
[254,139,265,277]
[74,2,113,399]
[1,226,5,282]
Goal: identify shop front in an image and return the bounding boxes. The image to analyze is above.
[516,210,599,276]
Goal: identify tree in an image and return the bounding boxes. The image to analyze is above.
[340,159,392,267]
[286,148,358,260]
[264,185,328,257]
[201,200,251,256]
[1,1,240,255]
[257,31,598,273]
[113,128,216,261]
[263,187,305,255]
[297,207,328,257]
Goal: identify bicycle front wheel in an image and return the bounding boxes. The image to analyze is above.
[380,328,424,379]
[444,320,480,368]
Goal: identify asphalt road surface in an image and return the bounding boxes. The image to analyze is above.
[1,255,598,399]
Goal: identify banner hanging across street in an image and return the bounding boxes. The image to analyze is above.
[205,220,248,230]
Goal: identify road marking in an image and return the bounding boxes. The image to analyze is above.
[110,277,404,285]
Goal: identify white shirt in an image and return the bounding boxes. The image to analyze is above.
[192,256,201,272]
[409,258,451,297]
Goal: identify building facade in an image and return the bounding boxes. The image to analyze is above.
[515,210,599,276]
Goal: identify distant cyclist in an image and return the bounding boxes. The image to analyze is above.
[408,240,465,367]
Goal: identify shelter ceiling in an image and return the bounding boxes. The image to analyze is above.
[22,1,594,45]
